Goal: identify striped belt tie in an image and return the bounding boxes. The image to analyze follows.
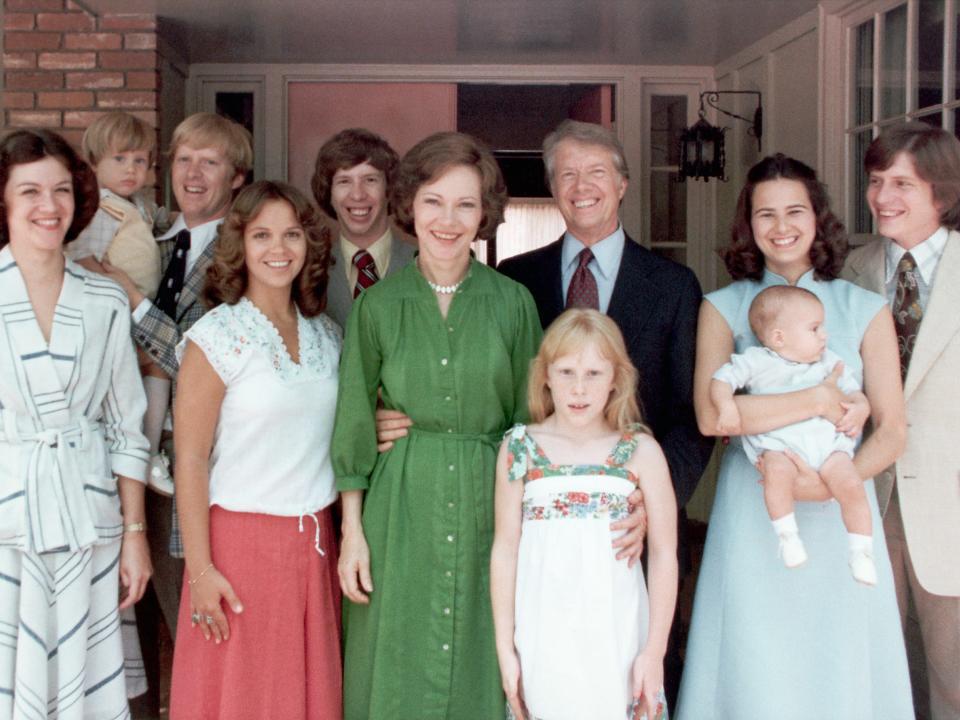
[1,410,101,554]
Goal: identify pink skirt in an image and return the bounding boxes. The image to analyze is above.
[170,506,342,720]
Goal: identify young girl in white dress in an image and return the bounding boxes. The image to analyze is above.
[491,309,677,720]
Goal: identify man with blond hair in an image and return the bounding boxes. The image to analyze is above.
[105,112,252,639]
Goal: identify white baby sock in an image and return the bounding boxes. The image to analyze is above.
[772,513,799,536]
[848,532,874,552]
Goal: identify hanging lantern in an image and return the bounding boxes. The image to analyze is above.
[679,117,726,182]
[678,91,763,183]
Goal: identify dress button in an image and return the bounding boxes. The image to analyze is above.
[448,502,454,509]
[442,644,450,651]
[447,428,453,433]
[448,464,455,471]
[441,358,448,366]
[445,570,452,577]
[448,326,454,332]
[447,534,454,542]
[444,396,451,402]
[444,608,451,615]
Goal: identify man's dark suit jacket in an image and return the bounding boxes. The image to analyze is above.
[498,235,713,567]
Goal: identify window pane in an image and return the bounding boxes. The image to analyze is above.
[650,95,687,167]
[953,108,960,138]
[854,19,874,126]
[882,4,908,118]
[955,6,960,101]
[649,171,686,244]
[850,131,874,234]
[918,111,943,127]
[918,0,945,109]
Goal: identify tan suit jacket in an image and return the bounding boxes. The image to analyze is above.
[843,232,960,595]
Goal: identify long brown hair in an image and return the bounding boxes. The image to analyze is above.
[722,153,848,281]
[204,180,331,317]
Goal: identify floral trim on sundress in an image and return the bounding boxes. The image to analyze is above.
[523,490,631,522]
[505,424,642,523]
[504,687,669,720]
[504,423,642,484]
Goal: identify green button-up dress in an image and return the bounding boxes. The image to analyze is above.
[333,259,542,719]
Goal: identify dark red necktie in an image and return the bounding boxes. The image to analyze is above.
[566,248,599,310]
[352,249,380,298]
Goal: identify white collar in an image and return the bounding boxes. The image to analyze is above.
[884,226,949,285]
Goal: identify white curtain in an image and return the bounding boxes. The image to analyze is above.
[472,199,567,265]
[496,199,567,263]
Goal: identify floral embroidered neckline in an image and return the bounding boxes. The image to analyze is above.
[232,297,337,380]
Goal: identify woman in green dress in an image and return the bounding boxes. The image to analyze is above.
[333,132,543,719]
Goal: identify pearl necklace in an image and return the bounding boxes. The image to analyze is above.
[425,277,464,294]
[419,259,468,294]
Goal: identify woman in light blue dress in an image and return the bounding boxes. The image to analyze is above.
[677,154,914,719]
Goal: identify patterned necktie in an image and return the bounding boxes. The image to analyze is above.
[566,248,599,310]
[353,249,380,298]
[155,229,191,319]
[892,251,922,380]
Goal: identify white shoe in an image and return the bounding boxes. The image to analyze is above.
[147,452,175,497]
[778,531,808,568]
[849,548,877,586]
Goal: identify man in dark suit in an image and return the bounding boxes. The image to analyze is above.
[497,120,713,706]
[310,128,415,328]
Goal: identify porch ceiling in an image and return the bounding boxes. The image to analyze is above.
[74,0,818,66]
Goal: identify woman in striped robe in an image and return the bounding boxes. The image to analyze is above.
[0,129,152,720]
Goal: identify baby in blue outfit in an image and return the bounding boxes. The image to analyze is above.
[710,285,876,585]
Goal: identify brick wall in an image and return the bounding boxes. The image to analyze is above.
[3,0,160,150]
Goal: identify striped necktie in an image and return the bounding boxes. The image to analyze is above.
[566,248,599,310]
[353,249,380,298]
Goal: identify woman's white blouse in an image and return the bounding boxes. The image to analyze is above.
[177,298,341,516]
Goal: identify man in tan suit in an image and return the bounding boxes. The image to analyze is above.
[843,122,960,720]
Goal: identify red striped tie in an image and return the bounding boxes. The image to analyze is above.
[353,249,380,298]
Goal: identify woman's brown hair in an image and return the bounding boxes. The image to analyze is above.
[0,129,99,250]
[390,131,507,241]
[204,180,331,317]
[722,153,848,281]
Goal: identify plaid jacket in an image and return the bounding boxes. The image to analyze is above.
[132,233,218,557]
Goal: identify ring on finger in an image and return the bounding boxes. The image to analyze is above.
[205,615,215,625]
[191,611,201,625]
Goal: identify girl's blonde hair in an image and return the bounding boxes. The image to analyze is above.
[528,309,643,432]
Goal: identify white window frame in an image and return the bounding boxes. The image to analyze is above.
[642,82,713,287]
[822,0,960,233]
[188,63,714,283]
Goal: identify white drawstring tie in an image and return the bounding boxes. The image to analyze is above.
[298,512,325,556]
